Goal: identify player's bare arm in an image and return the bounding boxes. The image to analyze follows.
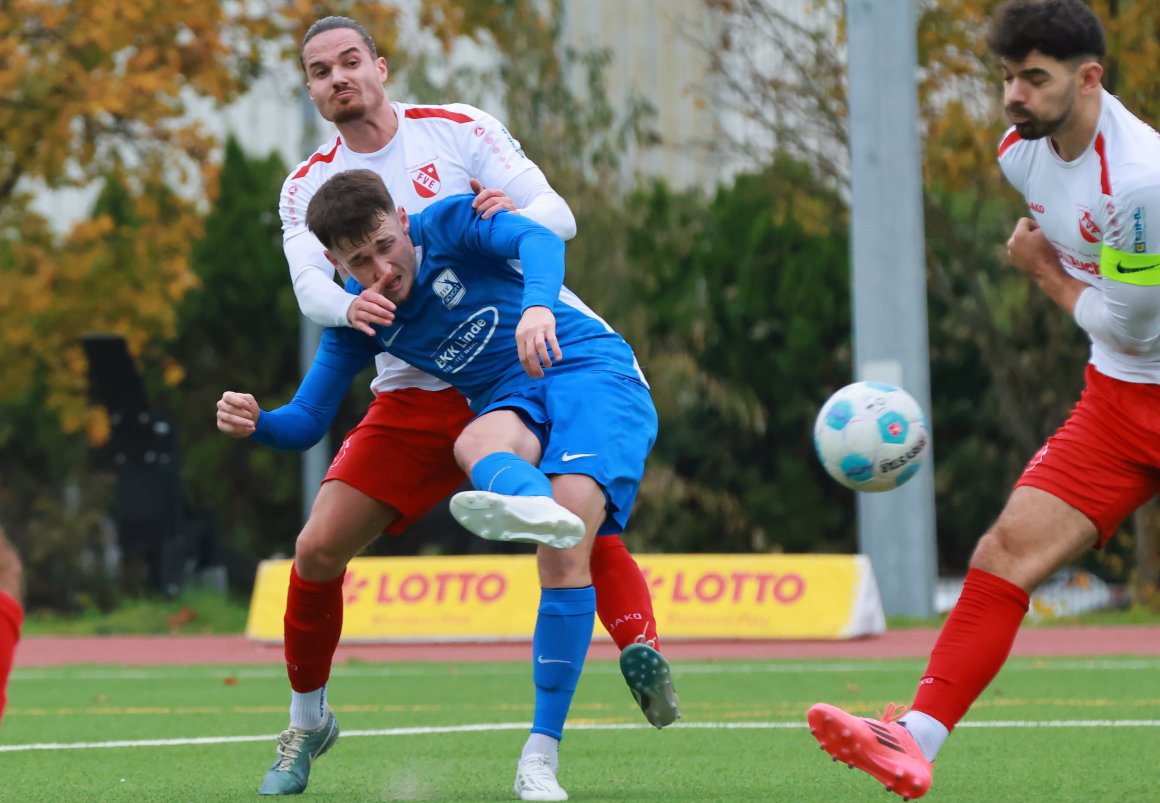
[216,391,260,438]
[1006,217,1087,314]
[469,177,518,220]
[515,305,562,379]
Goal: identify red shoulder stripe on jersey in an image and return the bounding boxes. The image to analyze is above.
[997,129,1021,158]
[292,137,343,179]
[1094,132,1112,195]
[404,107,475,124]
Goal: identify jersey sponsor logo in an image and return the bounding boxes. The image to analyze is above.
[410,161,442,198]
[1133,207,1147,253]
[1078,210,1101,244]
[432,306,499,373]
[1028,201,1045,213]
[1058,250,1100,277]
[432,268,466,309]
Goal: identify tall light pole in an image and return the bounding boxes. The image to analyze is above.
[847,0,937,616]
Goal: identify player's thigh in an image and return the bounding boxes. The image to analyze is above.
[971,486,1098,591]
[329,387,474,535]
[550,473,607,534]
[295,480,399,581]
[454,409,543,469]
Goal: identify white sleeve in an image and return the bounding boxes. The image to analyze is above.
[1074,283,1160,355]
[284,230,353,328]
[1074,179,1160,354]
[502,167,577,241]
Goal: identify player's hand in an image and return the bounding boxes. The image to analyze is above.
[346,280,397,336]
[216,391,260,438]
[470,178,518,220]
[1006,217,1059,278]
[516,306,562,378]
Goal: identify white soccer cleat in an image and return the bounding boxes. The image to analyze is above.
[513,754,568,801]
[450,491,585,550]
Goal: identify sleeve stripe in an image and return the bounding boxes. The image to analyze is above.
[404,107,475,124]
[292,137,343,179]
[1094,132,1113,195]
[997,129,1021,158]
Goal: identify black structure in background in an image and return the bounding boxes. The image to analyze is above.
[83,334,219,596]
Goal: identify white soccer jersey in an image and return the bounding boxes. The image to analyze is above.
[281,101,563,393]
[998,89,1160,383]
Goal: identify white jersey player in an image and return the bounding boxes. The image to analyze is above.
[807,2,1160,799]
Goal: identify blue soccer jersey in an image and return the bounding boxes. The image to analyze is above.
[320,194,645,412]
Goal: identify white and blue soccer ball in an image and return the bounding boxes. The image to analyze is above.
[813,381,930,493]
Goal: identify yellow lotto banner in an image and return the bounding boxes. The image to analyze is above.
[246,553,885,643]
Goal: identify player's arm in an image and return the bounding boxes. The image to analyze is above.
[461,203,566,377]
[1074,184,1160,354]
[216,328,376,451]
[1006,217,1088,314]
[456,104,577,240]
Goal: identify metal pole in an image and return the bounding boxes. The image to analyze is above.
[847,0,937,616]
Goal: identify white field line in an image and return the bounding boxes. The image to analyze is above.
[11,657,1160,682]
[3,719,1160,753]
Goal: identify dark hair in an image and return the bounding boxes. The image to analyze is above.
[306,169,397,250]
[300,16,378,70]
[986,0,1105,62]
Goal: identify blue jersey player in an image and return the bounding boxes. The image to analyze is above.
[234,168,662,801]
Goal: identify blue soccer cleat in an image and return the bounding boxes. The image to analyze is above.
[258,709,340,795]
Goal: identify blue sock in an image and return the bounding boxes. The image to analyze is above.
[531,586,596,740]
[472,452,552,497]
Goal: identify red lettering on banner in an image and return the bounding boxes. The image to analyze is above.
[371,571,507,604]
[478,573,505,602]
[399,574,428,602]
[695,573,725,602]
[774,574,805,603]
[668,571,807,605]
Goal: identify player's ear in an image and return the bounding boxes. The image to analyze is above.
[1079,60,1103,92]
[397,208,409,235]
[323,250,351,280]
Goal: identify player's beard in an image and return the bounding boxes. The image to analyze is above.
[1006,96,1073,141]
[328,96,368,124]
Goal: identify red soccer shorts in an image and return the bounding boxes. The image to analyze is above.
[324,386,475,534]
[1016,363,1160,547]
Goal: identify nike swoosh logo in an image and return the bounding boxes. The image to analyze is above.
[560,452,597,462]
[380,324,404,348]
[1116,261,1160,274]
[536,656,571,664]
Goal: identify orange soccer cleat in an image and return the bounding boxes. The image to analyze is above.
[807,702,933,801]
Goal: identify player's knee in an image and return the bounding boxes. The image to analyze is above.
[0,532,22,601]
[537,547,591,588]
[293,531,347,582]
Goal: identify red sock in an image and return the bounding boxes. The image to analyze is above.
[590,535,662,651]
[912,568,1029,730]
[0,590,24,724]
[284,564,344,693]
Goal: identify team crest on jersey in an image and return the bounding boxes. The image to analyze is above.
[1078,209,1101,244]
[411,161,442,198]
[433,268,466,309]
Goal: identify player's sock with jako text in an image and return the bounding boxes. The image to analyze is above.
[289,686,328,731]
[283,564,344,699]
[910,567,1030,746]
[530,586,596,740]
[471,451,552,497]
[590,535,662,651]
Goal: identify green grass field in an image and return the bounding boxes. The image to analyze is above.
[2,655,1159,801]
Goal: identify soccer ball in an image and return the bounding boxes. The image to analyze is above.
[813,381,930,492]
